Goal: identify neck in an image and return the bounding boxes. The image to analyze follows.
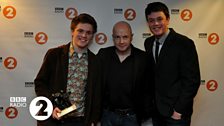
[116,46,131,55]
[72,42,87,53]
[116,47,131,62]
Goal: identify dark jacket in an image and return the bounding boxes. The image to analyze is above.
[144,28,201,117]
[34,42,99,126]
[95,45,153,123]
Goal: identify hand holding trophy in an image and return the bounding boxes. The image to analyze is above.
[52,91,77,118]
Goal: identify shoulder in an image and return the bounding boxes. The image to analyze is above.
[144,36,154,45]
[88,50,96,62]
[144,36,155,51]
[132,46,147,59]
[133,46,145,54]
[170,28,194,44]
[88,49,95,56]
[45,43,69,57]
[97,46,114,56]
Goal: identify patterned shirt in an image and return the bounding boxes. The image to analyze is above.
[66,42,88,116]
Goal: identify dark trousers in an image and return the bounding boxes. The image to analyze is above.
[152,111,191,126]
[37,116,84,126]
[101,109,139,126]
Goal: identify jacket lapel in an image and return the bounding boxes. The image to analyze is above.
[61,43,70,90]
[157,28,176,65]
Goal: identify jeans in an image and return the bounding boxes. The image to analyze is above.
[101,109,139,126]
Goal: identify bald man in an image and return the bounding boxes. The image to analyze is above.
[95,21,153,126]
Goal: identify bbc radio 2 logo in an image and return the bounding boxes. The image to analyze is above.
[54,7,78,20]
[10,97,27,107]
[24,32,48,45]
[198,32,221,45]
[29,97,53,120]
[171,8,193,22]
[114,8,136,21]
[8,96,53,120]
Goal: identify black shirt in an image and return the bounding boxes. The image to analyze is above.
[104,49,134,109]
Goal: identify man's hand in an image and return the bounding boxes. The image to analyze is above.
[52,107,61,120]
[171,110,181,120]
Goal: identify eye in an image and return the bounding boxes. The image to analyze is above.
[123,36,129,39]
[148,19,154,23]
[77,29,84,34]
[113,35,120,39]
[86,31,93,35]
[157,17,163,22]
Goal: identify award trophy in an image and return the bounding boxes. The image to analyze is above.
[52,91,77,118]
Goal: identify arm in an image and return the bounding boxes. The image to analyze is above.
[174,39,201,115]
[34,49,53,100]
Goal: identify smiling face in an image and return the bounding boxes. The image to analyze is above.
[147,11,169,38]
[71,23,94,49]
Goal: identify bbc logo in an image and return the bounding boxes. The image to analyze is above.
[10,97,26,102]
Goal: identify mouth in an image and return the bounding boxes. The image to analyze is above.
[152,27,161,31]
[79,37,87,42]
[118,45,127,48]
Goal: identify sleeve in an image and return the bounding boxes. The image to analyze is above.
[142,54,154,120]
[174,39,201,114]
[90,48,105,123]
[34,49,53,100]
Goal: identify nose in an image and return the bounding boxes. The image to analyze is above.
[80,32,87,37]
[154,20,160,25]
[118,38,125,44]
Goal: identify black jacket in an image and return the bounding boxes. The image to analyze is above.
[144,28,201,117]
[95,45,153,123]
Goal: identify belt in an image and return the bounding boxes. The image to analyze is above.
[107,108,135,116]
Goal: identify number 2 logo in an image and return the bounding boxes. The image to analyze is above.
[95,33,107,45]
[4,57,17,70]
[208,33,219,45]
[5,107,18,119]
[3,6,17,19]
[35,32,48,45]
[206,80,218,92]
[124,8,136,21]
[65,8,78,20]
[29,96,53,121]
[180,9,192,21]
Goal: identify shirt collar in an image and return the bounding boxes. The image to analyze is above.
[69,42,88,57]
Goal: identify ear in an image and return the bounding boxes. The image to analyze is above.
[71,30,74,37]
[112,34,115,41]
[130,33,134,42]
[166,17,170,25]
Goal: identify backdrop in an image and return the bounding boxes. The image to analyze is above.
[0,0,223,126]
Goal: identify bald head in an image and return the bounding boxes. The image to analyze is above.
[113,21,132,35]
[112,21,133,54]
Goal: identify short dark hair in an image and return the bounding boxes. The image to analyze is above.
[70,13,97,34]
[145,2,170,21]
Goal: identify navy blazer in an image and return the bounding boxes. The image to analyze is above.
[144,28,201,117]
[34,42,99,126]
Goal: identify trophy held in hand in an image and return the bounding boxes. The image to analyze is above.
[52,91,77,118]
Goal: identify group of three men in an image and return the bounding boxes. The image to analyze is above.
[34,2,201,126]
